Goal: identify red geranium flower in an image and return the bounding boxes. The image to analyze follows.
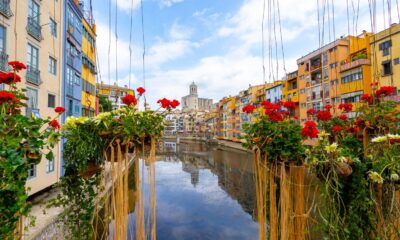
[316,111,332,121]
[293,116,299,120]
[0,91,15,104]
[283,100,296,110]
[0,72,21,85]
[302,120,319,138]
[339,114,348,121]
[242,105,255,114]
[49,119,61,129]
[170,99,180,108]
[158,98,171,109]
[122,94,137,106]
[354,118,364,127]
[338,103,353,112]
[54,106,65,114]
[281,110,290,116]
[8,61,27,71]
[324,104,332,110]
[332,125,344,133]
[347,126,360,134]
[136,87,145,96]
[261,101,280,110]
[360,94,373,104]
[376,86,395,98]
[267,111,283,122]
[307,109,317,115]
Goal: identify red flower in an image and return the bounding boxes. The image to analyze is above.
[158,98,171,108]
[293,116,299,120]
[302,120,319,138]
[137,87,145,96]
[283,100,296,110]
[267,111,283,122]
[281,110,290,116]
[339,114,348,121]
[376,86,395,98]
[49,119,61,129]
[122,94,137,106]
[0,91,15,104]
[316,111,332,121]
[8,61,26,71]
[332,125,344,133]
[338,103,353,112]
[370,82,379,86]
[389,139,400,144]
[54,106,65,114]
[242,105,256,114]
[347,126,360,134]
[170,99,180,108]
[324,104,333,110]
[307,109,317,115]
[261,101,279,110]
[276,100,283,106]
[0,72,21,85]
[360,94,373,104]
[354,118,364,127]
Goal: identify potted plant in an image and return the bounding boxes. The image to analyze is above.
[0,61,62,239]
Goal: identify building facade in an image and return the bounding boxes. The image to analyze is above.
[97,82,134,110]
[0,0,64,195]
[181,82,213,112]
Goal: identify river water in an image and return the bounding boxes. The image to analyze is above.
[127,142,259,240]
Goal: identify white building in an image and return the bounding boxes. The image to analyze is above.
[181,82,213,112]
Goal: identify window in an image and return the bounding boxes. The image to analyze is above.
[332,97,340,104]
[27,164,36,180]
[0,25,5,52]
[382,61,392,76]
[28,0,40,24]
[49,17,57,37]
[48,94,55,108]
[67,99,73,116]
[330,62,338,69]
[341,68,363,83]
[331,79,339,86]
[342,91,364,104]
[48,57,57,75]
[75,74,81,85]
[46,160,54,173]
[379,40,391,56]
[27,43,39,69]
[323,52,328,65]
[301,103,306,108]
[26,87,38,108]
[324,83,330,98]
[300,88,305,94]
[394,58,400,65]
[324,67,328,78]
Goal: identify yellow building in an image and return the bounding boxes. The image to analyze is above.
[371,23,400,98]
[282,71,300,116]
[81,16,97,116]
[97,82,134,110]
[0,0,63,195]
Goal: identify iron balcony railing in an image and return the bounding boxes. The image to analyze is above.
[0,50,9,72]
[27,17,42,41]
[26,65,41,85]
[0,0,12,18]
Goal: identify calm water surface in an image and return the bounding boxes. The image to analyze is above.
[128,142,259,240]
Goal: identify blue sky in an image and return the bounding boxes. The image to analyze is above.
[90,0,396,108]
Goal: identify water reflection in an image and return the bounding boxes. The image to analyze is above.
[128,142,258,240]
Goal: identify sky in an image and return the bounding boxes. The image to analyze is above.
[89,0,398,109]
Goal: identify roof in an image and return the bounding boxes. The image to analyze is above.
[96,83,133,92]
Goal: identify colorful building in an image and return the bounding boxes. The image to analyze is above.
[97,82,134,110]
[0,0,64,195]
[266,80,283,104]
[62,0,83,118]
[297,38,350,122]
[371,23,400,100]
[282,71,300,116]
[81,11,97,117]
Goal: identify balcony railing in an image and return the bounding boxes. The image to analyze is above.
[0,50,9,72]
[310,63,322,71]
[26,65,41,85]
[312,78,322,85]
[340,58,371,72]
[27,17,42,41]
[0,0,12,18]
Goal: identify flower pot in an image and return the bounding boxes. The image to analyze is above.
[335,162,352,177]
[26,151,42,164]
[80,161,102,179]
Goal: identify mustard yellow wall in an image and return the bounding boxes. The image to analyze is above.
[81,91,96,108]
[82,19,97,108]
[371,24,400,90]
[340,66,372,95]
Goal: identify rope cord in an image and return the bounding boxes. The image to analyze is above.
[128,0,135,89]
[140,0,147,107]
[262,0,266,83]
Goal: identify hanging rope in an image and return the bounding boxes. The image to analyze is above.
[276,0,287,76]
[140,0,147,107]
[108,0,112,87]
[115,0,119,94]
[128,0,135,89]
[262,0,266,83]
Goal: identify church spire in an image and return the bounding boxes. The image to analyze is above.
[190,81,198,95]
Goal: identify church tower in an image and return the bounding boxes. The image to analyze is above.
[190,82,198,96]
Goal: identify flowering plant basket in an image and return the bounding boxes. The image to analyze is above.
[0,61,62,239]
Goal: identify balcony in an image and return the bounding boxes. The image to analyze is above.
[0,0,12,18]
[340,58,370,72]
[0,50,9,72]
[310,63,322,72]
[311,78,322,85]
[26,66,41,85]
[27,17,42,41]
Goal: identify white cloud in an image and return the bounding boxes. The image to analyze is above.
[169,22,193,40]
[112,0,140,13]
[160,0,184,7]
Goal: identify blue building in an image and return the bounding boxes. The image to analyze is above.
[62,0,83,119]
[266,81,283,104]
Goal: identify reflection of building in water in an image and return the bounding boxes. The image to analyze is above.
[164,142,177,152]
[182,160,200,187]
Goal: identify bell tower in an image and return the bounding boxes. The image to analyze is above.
[190,81,198,96]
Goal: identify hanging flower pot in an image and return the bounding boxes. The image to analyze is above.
[80,160,102,179]
[335,162,353,177]
[26,150,42,164]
